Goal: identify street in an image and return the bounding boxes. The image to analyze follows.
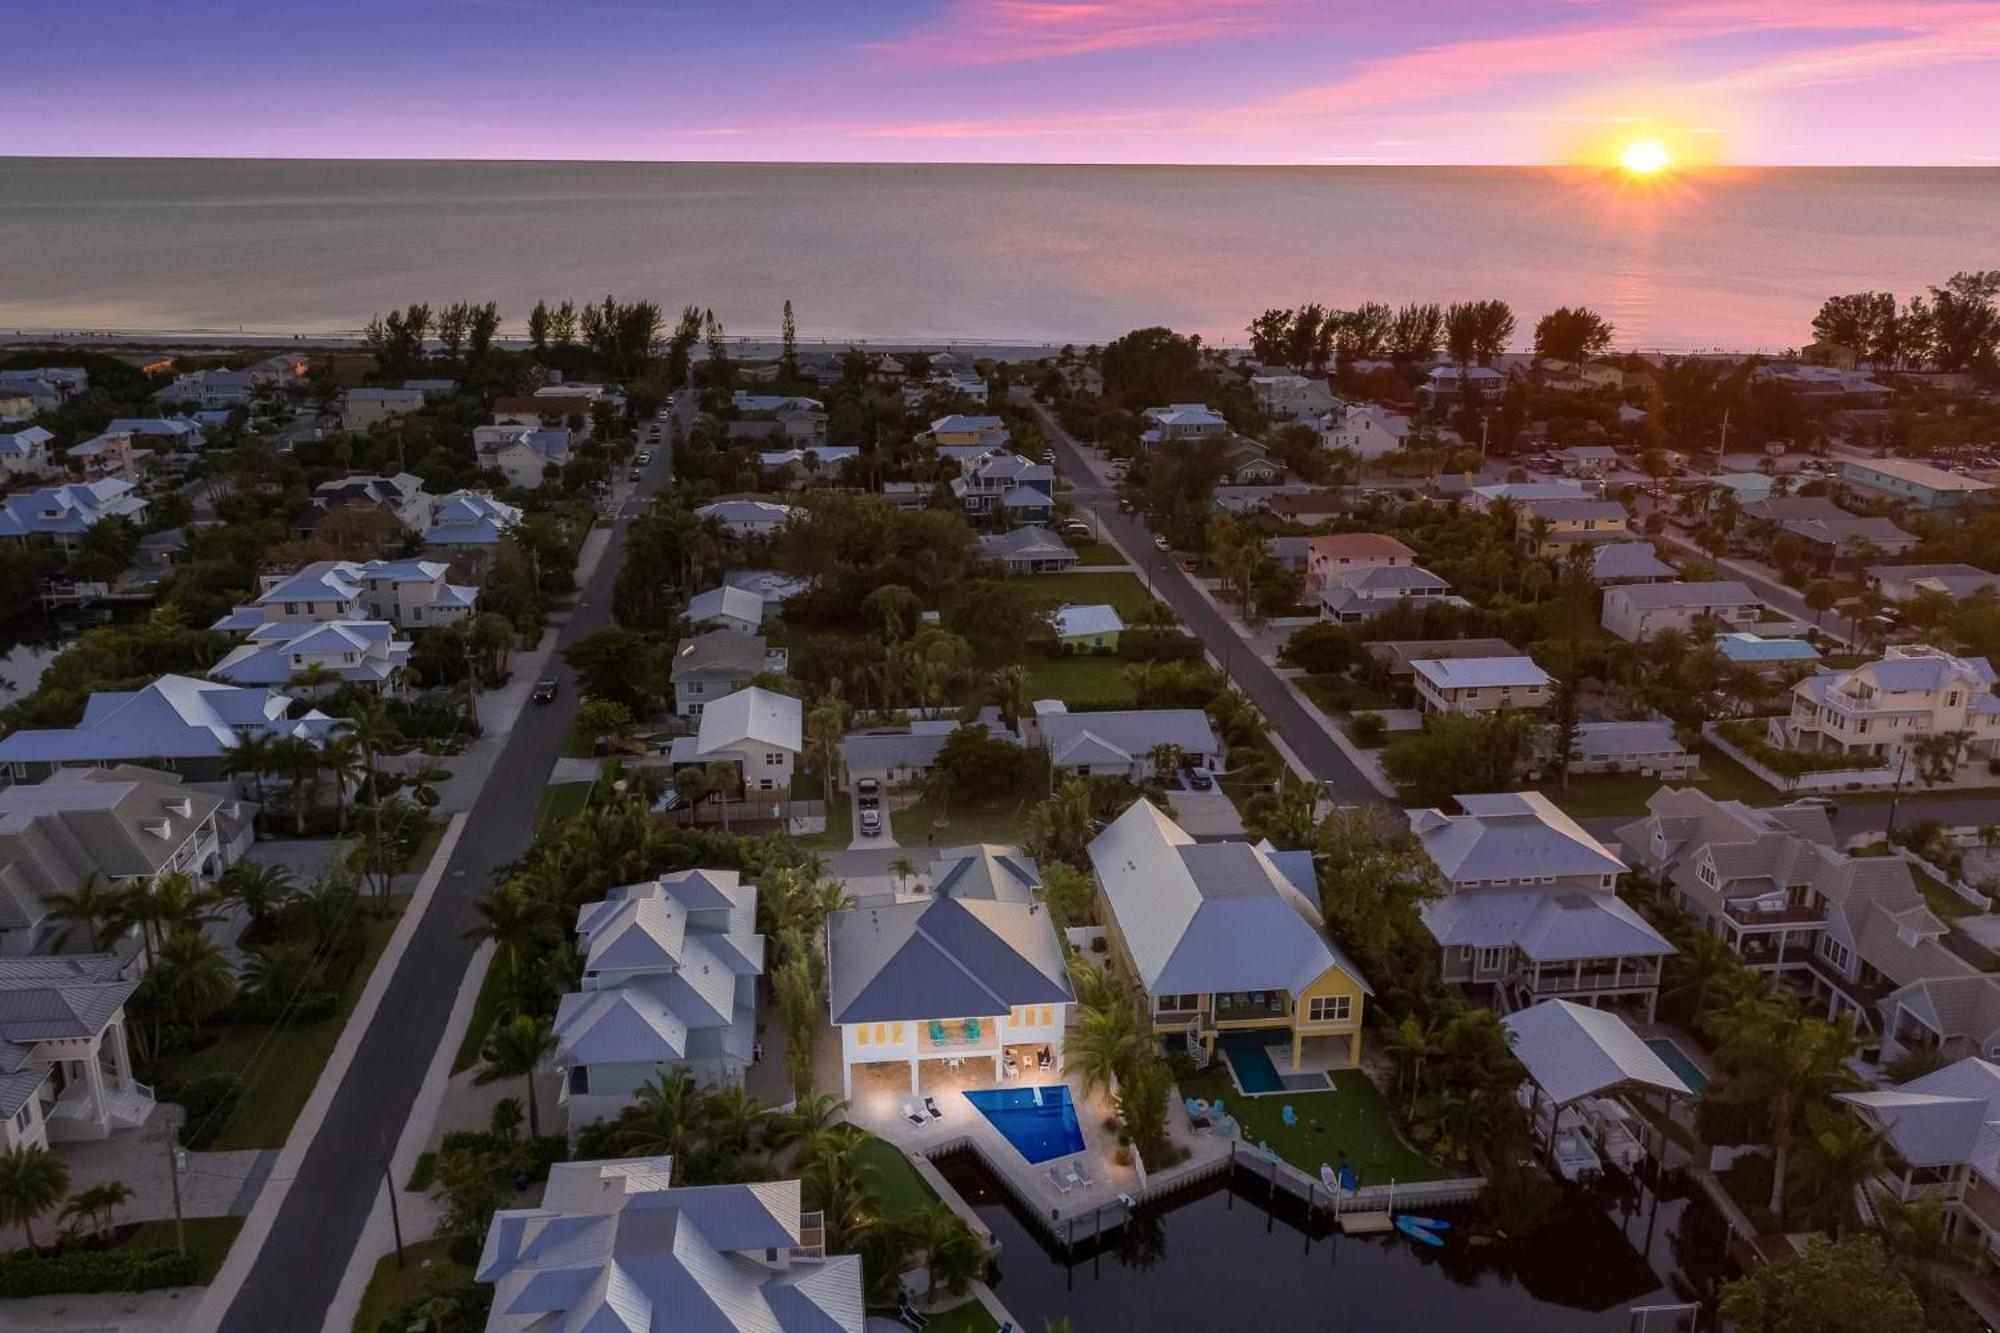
[1034,405,1383,802]
[217,421,674,1328]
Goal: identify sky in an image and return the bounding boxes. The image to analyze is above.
[11,0,2000,165]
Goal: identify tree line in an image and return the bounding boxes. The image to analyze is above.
[1247,300,1615,372]
[1811,271,2000,373]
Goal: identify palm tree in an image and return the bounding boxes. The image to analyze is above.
[888,856,917,895]
[271,734,320,835]
[315,732,363,834]
[240,940,316,1006]
[223,728,281,812]
[41,872,126,953]
[475,1015,557,1137]
[773,1091,848,1161]
[989,664,1031,730]
[905,1200,984,1303]
[805,692,846,792]
[1024,778,1093,869]
[287,661,340,698]
[609,1065,709,1160]
[705,1084,764,1157]
[0,1145,70,1253]
[216,860,296,937]
[803,1125,880,1252]
[464,880,551,1015]
[1384,1014,1443,1116]
[145,928,237,1038]
[1791,1104,1885,1233]
[1064,998,1138,1100]
[1146,742,1186,784]
[342,701,404,895]
[58,1179,132,1242]
[1710,994,1862,1219]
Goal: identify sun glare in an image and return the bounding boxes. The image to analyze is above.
[1619,139,1673,176]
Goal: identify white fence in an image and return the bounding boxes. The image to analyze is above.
[1703,723,1896,794]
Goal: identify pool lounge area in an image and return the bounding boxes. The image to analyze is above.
[965,1085,1086,1164]
[1214,1031,1341,1097]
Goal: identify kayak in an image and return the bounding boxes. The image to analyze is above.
[1400,1216,1450,1231]
[1396,1216,1445,1247]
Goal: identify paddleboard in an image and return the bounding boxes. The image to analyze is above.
[1320,1164,1338,1192]
[1396,1216,1445,1247]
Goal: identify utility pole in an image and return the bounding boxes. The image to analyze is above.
[1884,748,1912,840]
[164,1122,186,1255]
[1716,407,1731,462]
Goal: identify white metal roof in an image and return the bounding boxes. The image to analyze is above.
[1502,999,1693,1105]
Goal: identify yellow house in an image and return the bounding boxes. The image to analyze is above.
[927,413,1010,449]
[1087,799,1372,1069]
[1516,497,1631,557]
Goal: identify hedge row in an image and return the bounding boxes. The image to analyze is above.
[0,1247,200,1297]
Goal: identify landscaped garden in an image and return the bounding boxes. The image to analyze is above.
[1175,1065,1447,1187]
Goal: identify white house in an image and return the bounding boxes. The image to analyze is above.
[668,687,802,794]
[477,1158,863,1332]
[1317,401,1412,460]
[341,387,426,431]
[423,491,521,551]
[209,620,411,694]
[1026,702,1221,781]
[1140,403,1229,445]
[1317,565,1466,623]
[1251,374,1337,422]
[553,870,765,1125]
[687,585,765,635]
[1839,1060,2000,1267]
[0,954,154,1149]
[212,558,476,632]
[671,630,788,717]
[1411,656,1552,715]
[1600,581,1764,642]
[1779,645,2000,772]
[695,499,796,539]
[0,428,54,477]
[473,424,572,489]
[0,480,148,551]
[826,852,1071,1098]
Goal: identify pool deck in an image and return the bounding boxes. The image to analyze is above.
[1218,1033,1355,1098]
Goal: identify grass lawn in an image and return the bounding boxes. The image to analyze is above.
[1296,674,1394,715]
[1176,1065,1447,1185]
[1216,728,1285,805]
[399,822,446,875]
[171,897,408,1151]
[857,1134,940,1220]
[354,1236,466,1333]
[1069,541,1128,567]
[452,951,511,1075]
[1911,862,1976,920]
[896,793,1033,847]
[535,781,595,832]
[1019,571,1161,621]
[1024,655,1135,707]
[798,788,854,853]
[1541,745,1783,819]
[918,1301,999,1333]
[109,1217,245,1283]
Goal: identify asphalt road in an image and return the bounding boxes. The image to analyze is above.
[218,434,672,1329]
[1034,406,1382,802]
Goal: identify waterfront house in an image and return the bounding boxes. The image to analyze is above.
[209,620,411,694]
[826,856,1070,1098]
[1412,792,1671,1021]
[1088,800,1371,1069]
[687,585,765,635]
[553,870,765,1124]
[340,386,426,431]
[0,766,245,964]
[1411,656,1551,716]
[0,480,148,552]
[671,630,787,717]
[666,687,801,794]
[1838,1060,2000,1266]
[1843,457,1996,511]
[979,526,1078,574]
[0,954,154,1150]
[695,499,796,540]
[1140,403,1229,445]
[1778,645,2000,773]
[1051,604,1123,652]
[0,428,54,477]
[1867,563,2000,603]
[1026,702,1221,782]
[1600,581,1764,642]
[477,1158,862,1332]
[0,675,338,787]
[422,490,521,552]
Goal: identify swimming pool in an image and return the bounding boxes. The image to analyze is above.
[1644,1038,1709,1095]
[965,1085,1086,1164]
[1219,1032,1286,1094]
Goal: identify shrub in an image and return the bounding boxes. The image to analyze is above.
[1350,712,1387,747]
[1121,627,1203,664]
[166,1074,242,1150]
[229,990,340,1024]
[0,1248,200,1296]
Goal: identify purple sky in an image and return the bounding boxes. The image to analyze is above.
[13,0,2000,164]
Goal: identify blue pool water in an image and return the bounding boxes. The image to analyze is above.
[1218,1032,1286,1094]
[965,1086,1086,1164]
[1644,1038,1709,1095]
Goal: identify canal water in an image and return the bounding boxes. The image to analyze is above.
[937,1152,1727,1332]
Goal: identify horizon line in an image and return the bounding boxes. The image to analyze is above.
[2,153,1994,171]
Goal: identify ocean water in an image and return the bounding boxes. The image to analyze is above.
[2,158,1996,352]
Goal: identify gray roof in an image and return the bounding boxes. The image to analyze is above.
[1411,792,1627,883]
[0,954,135,1043]
[928,845,1041,902]
[1571,721,1686,760]
[687,585,765,627]
[1591,543,1676,582]
[1039,708,1219,768]
[827,894,1071,1025]
[1411,656,1550,690]
[1421,888,1674,963]
[1839,1058,2000,1176]
[980,527,1076,563]
[0,675,336,766]
[1087,800,1370,997]
[1607,580,1760,609]
[0,767,227,918]
[672,630,772,683]
[1503,999,1693,1105]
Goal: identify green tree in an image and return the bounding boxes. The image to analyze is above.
[1532,306,1614,363]
[1708,994,1861,1219]
[1038,862,1097,930]
[475,1015,557,1137]
[58,1179,132,1243]
[1023,778,1094,869]
[903,1201,984,1304]
[564,627,666,708]
[780,299,799,379]
[40,872,126,953]
[143,927,237,1038]
[465,880,553,1014]
[1064,991,1138,1100]
[0,1145,71,1253]
[1720,1234,1926,1333]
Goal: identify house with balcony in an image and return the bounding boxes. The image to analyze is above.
[1250,373,1337,422]
[0,428,54,477]
[1412,792,1671,1020]
[1304,533,1415,591]
[1600,581,1764,642]
[1140,403,1229,445]
[0,479,149,552]
[0,675,338,788]
[209,620,411,694]
[1877,974,2000,1068]
[0,766,245,965]
[0,954,154,1151]
[422,490,522,553]
[666,687,801,795]
[1778,646,2000,773]
[477,1157,862,1332]
[211,558,476,633]
[553,870,765,1127]
[950,451,1054,525]
[1411,656,1551,715]
[826,852,1070,1098]
[1089,800,1372,1070]
[671,630,788,717]
[1317,564,1466,623]
[1838,1059,2000,1265]
[1617,785,1962,1032]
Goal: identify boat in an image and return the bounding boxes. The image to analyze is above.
[1550,1109,1604,1184]
[1395,1215,1445,1247]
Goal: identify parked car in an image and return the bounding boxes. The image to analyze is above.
[628,467,641,480]
[635,450,652,464]
[1059,520,1091,539]
[860,809,883,837]
[1183,766,1215,791]
[531,678,559,704]
[1153,534,1171,551]
[857,777,881,810]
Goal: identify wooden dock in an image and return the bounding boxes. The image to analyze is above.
[1338,1210,1395,1234]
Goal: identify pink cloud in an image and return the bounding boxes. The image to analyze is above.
[870,0,1313,66]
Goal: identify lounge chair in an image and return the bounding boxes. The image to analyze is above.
[1217,1118,1238,1141]
[924,1095,943,1120]
[1072,1158,1096,1189]
[929,1021,948,1044]
[1037,1046,1053,1069]
[902,1100,927,1128]
[1004,1052,1019,1078]
[1211,1098,1225,1118]
[1281,1104,1298,1128]
[965,1018,982,1040]
[898,1295,931,1330]
[1048,1165,1072,1195]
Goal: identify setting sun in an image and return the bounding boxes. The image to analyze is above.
[1619,138,1673,175]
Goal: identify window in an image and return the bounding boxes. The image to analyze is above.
[1476,946,1508,973]
[1040,1005,1053,1026]
[1308,995,1351,1023]
[758,779,775,791]
[1154,992,1199,1013]
[855,1025,870,1048]
[872,1023,889,1045]
[764,752,786,765]
[1819,936,1852,972]
[568,1066,589,1094]
[891,1022,905,1043]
